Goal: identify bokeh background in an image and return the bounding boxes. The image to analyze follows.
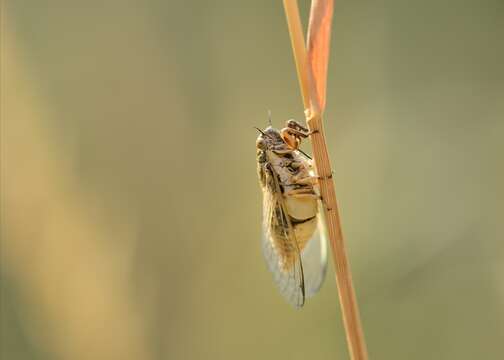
[1,1,503,359]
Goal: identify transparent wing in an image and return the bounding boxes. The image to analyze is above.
[261,207,305,308]
[261,166,305,308]
[301,201,328,297]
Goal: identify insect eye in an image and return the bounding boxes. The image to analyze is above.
[256,137,267,150]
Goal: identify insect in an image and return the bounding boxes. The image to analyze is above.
[256,119,328,307]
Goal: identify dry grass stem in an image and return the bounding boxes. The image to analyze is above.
[282,0,310,109]
[283,1,368,359]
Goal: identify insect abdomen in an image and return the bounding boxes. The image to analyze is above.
[271,213,317,272]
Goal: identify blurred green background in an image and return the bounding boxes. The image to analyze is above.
[1,1,503,359]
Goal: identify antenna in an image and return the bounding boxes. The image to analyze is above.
[253,127,266,136]
[267,110,272,127]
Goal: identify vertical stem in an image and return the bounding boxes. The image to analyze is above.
[283,1,368,359]
[307,111,368,360]
[282,0,310,110]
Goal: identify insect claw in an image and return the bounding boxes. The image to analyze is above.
[286,119,309,132]
[317,174,333,180]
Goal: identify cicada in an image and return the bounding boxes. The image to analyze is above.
[256,119,328,308]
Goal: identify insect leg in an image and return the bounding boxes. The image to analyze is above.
[281,127,309,139]
[317,174,333,180]
[272,147,294,155]
[281,120,312,149]
[285,188,317,195]
[286,120,319,137]
[291,174,323,186]
[291,174,335,211]
[286,119,309,134]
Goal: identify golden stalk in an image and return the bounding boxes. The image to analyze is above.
[282,0,310,110]
[283,1,368,359]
